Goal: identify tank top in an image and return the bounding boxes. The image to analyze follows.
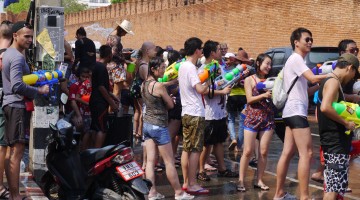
[243,75,275,131]
[142,80,168,127]
[317,77,352,154]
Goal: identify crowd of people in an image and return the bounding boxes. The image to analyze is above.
[0,18,358,200]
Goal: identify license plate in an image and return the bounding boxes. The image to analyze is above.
[116,161,144,181]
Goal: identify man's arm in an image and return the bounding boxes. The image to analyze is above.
[320,78,354,130]
[302,70,327,84]
[99,86,119,112]
[10,57,47,98]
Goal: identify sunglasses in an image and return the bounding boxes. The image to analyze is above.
[23,23,33,29]
[348,48,359,54]
[1,20,12,25]
[305,37,313,43]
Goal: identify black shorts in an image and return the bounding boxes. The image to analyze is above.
[3,106,30,146]
[226,95,247,112]
[204,118,227,146]
[283,115,309,129]
[121,89,134,107]
[90,103,109,133]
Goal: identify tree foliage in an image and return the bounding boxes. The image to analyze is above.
[111,0,127,4]
[5,0,31,14]
[62,0,88,14]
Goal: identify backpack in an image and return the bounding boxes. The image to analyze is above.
[272,69,298,109]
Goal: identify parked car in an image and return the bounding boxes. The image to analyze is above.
[264,46,339,77]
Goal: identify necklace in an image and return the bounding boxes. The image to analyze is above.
[331,72,344,99]
[331,72,340,81]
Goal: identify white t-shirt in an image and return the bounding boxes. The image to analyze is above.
[198,64,227,120]
[179,60,205,117]
[282,53,310,118]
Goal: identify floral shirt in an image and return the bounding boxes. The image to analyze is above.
[78,79,92,116]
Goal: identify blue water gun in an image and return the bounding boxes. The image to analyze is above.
[312,60,336,75]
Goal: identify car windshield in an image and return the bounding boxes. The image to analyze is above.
[308,48,339,64]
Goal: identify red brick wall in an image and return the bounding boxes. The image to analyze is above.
[47,0,360,57]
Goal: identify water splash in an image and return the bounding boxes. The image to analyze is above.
[84,23,115,40]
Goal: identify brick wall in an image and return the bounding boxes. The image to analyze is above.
[16,0,360,57]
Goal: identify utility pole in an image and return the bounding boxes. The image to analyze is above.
[29,0,64,183]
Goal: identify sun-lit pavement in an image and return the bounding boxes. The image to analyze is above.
[132,114,360,200]
[7,114,360,199]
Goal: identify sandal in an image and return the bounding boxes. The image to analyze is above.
[237,185,246,192]
[0,187,9,199]
[218,169,238,178]
[204,164,217,172]
[197,171,211,181]
[254,184,269,191]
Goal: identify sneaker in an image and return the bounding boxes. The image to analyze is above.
[218,169,238,177]
[197,171,211,181]
[273,192,297,200]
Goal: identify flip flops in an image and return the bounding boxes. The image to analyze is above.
[254,184,270,191]
[0,187,9,199]
[204,164,217,172]
[186,187,209,195]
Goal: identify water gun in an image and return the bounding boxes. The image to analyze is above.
[256,77,276,92]
[23,70,63,86]
[81,94,90,103]
[332,101,360,135]
[158,58,185,82]
[312,60,336,75]
[212,64,248,90]
[198,60,219,83]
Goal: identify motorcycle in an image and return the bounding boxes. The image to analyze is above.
[41,117,123,200]
[81,140,151,200]
[41,94,151,200]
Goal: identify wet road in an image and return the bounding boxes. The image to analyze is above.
[133,114,360,200]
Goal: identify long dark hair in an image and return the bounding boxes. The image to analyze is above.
[255,53,272,78]
[148,57,164,78]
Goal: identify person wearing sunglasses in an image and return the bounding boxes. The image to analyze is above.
[2,21,49,200]
[273,28,328,200]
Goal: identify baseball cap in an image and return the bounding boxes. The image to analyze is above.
[338,53,359,69]
[224,52,235,58]
[338,53,360,79]
[12,21,33,33]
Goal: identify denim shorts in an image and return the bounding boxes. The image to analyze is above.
[143,122,171,145]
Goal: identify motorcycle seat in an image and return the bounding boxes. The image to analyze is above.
[80,145,116,170]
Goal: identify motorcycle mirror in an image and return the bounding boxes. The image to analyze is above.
[60,93,68,105]
[49,123,58,132]
[56,119,72,131]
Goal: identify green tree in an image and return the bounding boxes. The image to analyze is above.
[5,0,31,14]
[62,0,88,14]
[111,0,127,4]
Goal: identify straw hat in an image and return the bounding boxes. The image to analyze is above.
[116,20,134,35]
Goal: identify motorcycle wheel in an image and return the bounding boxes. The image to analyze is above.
[110,176,145,200]
[42,176,59,200]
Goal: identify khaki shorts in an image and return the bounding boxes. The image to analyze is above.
[181,114,205,152]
